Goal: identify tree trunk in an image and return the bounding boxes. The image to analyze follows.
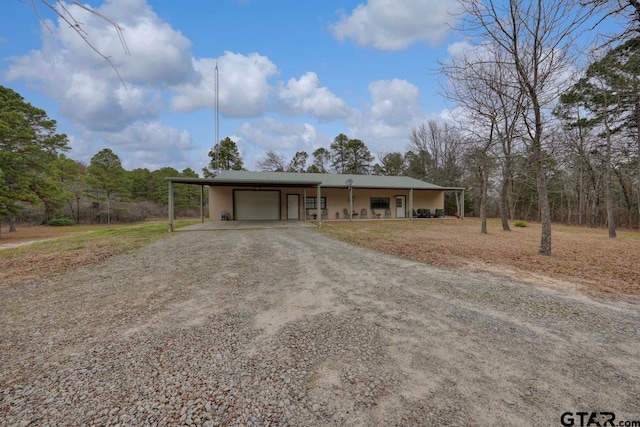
[9,217,17,232]
[578,161,584,226]
[107,195,111,226]
[603,95,617,238]
[590,189,599,228]
[534,146,552,255]
[606,144,617,238]
[76,195,81,224]
[68,200,77,223]
[500,160,512,231]
[481,169,488,234]
[636,93,640,228]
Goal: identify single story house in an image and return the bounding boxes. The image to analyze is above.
[166,171,464,229]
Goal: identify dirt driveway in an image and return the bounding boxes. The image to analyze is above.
[1,228,638,426]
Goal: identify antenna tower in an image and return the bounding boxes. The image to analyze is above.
[214,62,220,171]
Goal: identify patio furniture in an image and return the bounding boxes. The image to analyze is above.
[343,208,350,219]
[416,209,431,218]
[434,209,445,218]
[371,209,380,218]
[384,208,391,218]
[321,209,328,220]
[360,208,367,219]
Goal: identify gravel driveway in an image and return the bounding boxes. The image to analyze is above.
[1,228,638,426]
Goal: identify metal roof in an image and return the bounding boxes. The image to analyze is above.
[167,171,463,190]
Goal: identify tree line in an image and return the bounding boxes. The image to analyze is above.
[4,65,638,242]
[0,85,202,235]
[437,0,640,254]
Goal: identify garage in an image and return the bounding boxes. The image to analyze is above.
[234,190,280,220]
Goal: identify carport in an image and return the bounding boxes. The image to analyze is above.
[165,175,323,232]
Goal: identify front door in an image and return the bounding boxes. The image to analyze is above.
[287,194,299,220]
[396,195,406,218]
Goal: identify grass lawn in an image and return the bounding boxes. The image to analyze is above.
[2,217,637,298]
[319,218,639,298]
[0,219,200,290]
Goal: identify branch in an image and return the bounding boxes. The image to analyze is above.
[32,0,129,87]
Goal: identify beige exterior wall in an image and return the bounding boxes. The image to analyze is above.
[210,187,234,220]
[209,186,444,221]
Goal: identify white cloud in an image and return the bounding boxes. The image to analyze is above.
[171,52,278,118]
[4,0,197,131]
[98,121,198,170]
[447,40,477,60]
[277,72,351,119]
[63,120,198,171]
[331,0,459,50]
[234,119,331,170]
[346,79,427,153]
[51,0,197,84]
[236,118,325,151]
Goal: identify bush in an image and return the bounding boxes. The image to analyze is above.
[49,217,75,226]
[514,221,527,227]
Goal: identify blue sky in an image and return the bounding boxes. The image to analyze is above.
[0,0,619,173]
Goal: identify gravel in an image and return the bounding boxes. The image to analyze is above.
[1,227,639,426]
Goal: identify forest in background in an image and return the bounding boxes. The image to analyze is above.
[2,58,640,235]
[2,0,640,245]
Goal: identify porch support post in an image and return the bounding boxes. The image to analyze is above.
[200,185,205,223]
[168,180,174,232]
[317,184,322,228]
[349,186,353,221]
[409,188,414,221]
[303,188,307,220]
[461,189,465,219]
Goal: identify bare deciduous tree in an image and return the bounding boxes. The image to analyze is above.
[257,150,287,172]
[458,0,593,255]
[441,41,528,232]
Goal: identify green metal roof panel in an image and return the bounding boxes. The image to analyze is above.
[212,170,446,189]
[210,171,322,185]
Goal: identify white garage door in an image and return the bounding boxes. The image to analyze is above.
[235,190,280,220]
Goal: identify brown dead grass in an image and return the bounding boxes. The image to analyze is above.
[0,223,89,245]
[3,219,638,298]
[320,218,640,298]
[0,220,196,290]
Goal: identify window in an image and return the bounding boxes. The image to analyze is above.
[305,197,326,210]
[370,197,390,209]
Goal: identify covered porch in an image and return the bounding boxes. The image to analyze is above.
[166,172,465,231]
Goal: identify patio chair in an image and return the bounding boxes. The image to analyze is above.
[360,208,367,219]
[384,208,391,218]
[371,209,380,218]
[343,208,350,219]
[321,209,328,220]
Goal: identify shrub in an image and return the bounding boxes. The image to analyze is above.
[514,221,527,227]
[49,217,75,226]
